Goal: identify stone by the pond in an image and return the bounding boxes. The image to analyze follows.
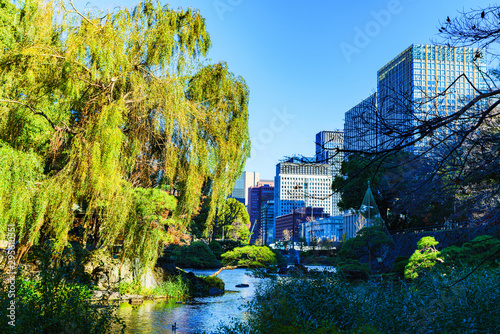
[235,284,249,288]
[128,298,143,305]
[209,287,224,295]
[92,290,121,301]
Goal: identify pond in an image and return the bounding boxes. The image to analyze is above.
[117,266,335,333]
[117,268,264,334]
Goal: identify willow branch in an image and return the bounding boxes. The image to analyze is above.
[0,99,76,134]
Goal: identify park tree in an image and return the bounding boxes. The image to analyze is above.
[212,198,251,242]
[0,0,250,272]
[405,236,442,279]
[332,152,455,230]
[339,225,394,273]
[325,5,500,226]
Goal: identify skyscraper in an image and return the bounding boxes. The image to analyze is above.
[344,44,488,155]
[315,130,344,217]
[228,171,259,208]
[315,130,344,166]
[274,157,335,221]
[344,93,378,153]
[377,44,487,153]
[248,183,274,244]
[260,200,274,245]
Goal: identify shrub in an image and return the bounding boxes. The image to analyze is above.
[339,226,394,273]
[0,249,124,333]
[168,241,220,269]
[440,235,500,268]
[208,241,224,260]
[201,275,224,291]
[405,236,441,279]
[393,256,409,277]
[221,246,276,267]
[216,267,500,333]
[336,259,370,280]
[217,239,243,253]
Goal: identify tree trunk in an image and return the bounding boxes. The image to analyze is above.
[210,265,240,277]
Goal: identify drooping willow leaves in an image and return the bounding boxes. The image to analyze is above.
[0,0,250,271]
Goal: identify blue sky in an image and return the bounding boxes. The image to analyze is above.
[73,0,493,179]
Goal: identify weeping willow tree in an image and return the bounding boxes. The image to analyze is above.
[0,0,250,271]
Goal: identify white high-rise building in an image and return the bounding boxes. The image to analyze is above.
[315,131,344,217]
[274,157,335,221]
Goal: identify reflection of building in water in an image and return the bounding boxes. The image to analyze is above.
[300,215,343,244]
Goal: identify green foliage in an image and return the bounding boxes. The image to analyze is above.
[115,275,188,299]
[393,256,410,277]
[213,198,251,242]
[332,153,455,229]
[336,259,370,280]
[152,276,189,298]
[217,239,243,253]
[216,267,500,334]
[208,241,224,260]
[405,236,441,279]
[439,235,500,268]
[272,249,287,268]
[167,241,220,269]
[0,247,124,333]
[120,188,178,273]
[339,226,394,266]
[221,246,277,267]
[201,275,224,291]
[0,0,250,271]
[0,141,44,244]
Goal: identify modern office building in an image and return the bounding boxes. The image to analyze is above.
[301,215,344,244]
[377,44,488,153]
[315,130,344,167]
[228,172,259,208]
[275,207,329,241]
[257,180,274,187]
[344,93,378,153]
[260,200,274,245]
[315,130,344,217]
[274,157,335,222]
[248,183,274,244]
[344,44,488,155]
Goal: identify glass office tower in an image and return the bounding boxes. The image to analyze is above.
[377,44,488,153]
[344,93,378,153]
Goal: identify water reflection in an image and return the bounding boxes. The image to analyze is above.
[118,266,334,333]
[118,268,264,334]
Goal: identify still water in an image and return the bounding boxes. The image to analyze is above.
[117,268,263,334]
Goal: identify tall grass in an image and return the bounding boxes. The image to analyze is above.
[152,276,189,298]
[215,267,500,334]
[115,275,189,299]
